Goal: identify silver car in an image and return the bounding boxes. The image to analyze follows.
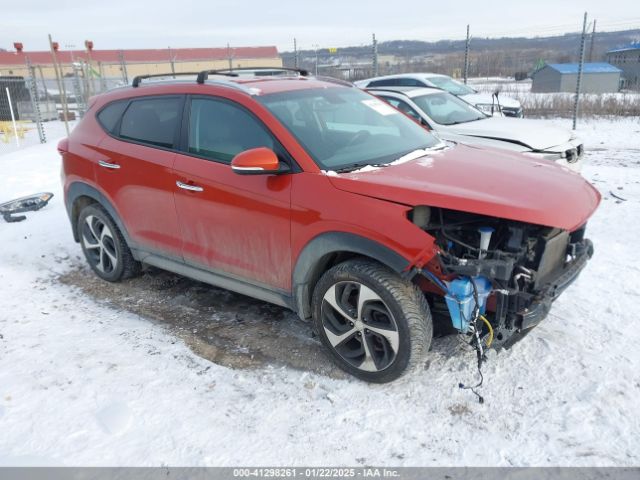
[355,73,523,117]
[366,86,583,171]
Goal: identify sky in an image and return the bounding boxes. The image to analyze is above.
[2,0,639,52]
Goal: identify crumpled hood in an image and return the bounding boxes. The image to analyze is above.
[461,92,521,109]
[328,144,600,231]
[443,117,574,151]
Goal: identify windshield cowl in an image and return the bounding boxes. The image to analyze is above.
[331,144,449,174]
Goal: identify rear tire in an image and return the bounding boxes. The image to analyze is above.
[77,204,140,282]
[312,259,432,383]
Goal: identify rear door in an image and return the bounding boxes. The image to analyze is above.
[96,95,184,258]
[172,95,293,291]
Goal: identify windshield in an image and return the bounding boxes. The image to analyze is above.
[412,92,487,125]
[258,87,442,171]
[428,76,476,96]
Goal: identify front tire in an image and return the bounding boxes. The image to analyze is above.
[77,204,140,282]
[312,259,432,383]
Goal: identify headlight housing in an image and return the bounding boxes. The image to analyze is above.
[475,103,499,115]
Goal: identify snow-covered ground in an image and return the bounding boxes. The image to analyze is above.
[0,117,639,466]
[0,120,74,156]
[468,77,640,118]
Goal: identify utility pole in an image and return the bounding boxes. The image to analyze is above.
[98,62,107,92]
[168,47,176,77]
[48,34,69,135]
[463,24,470,84]
[85,40,94,97]
[119,50,128,84]
[372,33,379,76]
[25,57,46,144]
[573,12,588,130]
[293,38,299,69]
[313,44,319,76]
[37,65,50,102]
[227,43,233,70]
[588,19,597,62]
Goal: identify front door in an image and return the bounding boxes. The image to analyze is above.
[173,96,293,291]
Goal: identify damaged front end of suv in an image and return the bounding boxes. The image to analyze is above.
[411,206,595,348]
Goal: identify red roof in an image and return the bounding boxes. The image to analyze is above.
[0,46,279,66]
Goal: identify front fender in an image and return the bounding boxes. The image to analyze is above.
[292,231,412,320]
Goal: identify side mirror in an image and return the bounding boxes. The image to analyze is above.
[231,147,283,175]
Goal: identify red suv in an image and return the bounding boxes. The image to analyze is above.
[60,69,600,383]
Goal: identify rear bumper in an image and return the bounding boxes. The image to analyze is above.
[492,238,593,347]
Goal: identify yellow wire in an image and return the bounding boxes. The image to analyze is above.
[480,315,494,347]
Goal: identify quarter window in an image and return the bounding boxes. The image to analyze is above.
[368,79,399,87]
[119,97,182,149]
[188,98,275,163]
[97,101,128,134]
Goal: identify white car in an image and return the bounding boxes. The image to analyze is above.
[355,73,523,117]
[366,86,583,171]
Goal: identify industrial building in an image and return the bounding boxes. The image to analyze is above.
[531,63,622,93]
[0,45,282,81]
[606,43,640,88]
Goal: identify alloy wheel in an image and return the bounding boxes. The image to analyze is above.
[81,214,119,274]
[321,281,399,372]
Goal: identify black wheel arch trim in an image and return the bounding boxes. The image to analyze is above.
[292,232,411,320]
[66,182,135,249]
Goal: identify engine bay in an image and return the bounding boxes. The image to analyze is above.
[411,206,593,347]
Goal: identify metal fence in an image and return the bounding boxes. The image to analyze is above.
[0,76,46,154]
[0,61,127,156]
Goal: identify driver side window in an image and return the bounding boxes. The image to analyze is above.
[379,96,422,122]
[188,98,275,164]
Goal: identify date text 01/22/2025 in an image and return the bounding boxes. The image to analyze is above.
[232,468,400,478]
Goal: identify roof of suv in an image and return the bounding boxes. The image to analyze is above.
[109,74,352,98]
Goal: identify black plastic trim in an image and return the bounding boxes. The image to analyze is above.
[138,252,294,309]
[292,232,410,319]
[65,182,135,248]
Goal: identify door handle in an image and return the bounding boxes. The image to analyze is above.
[98,160,121,169]
[176,181,204,192]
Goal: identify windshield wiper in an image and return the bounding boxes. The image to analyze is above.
[446,118,483,125]
[333,163,368,173]
[332,144,447,173]
[333,162,395,173]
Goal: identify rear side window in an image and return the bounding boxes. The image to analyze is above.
[96,101,128,134]
[119,97,182,149]
[379,96,422,122]
[369,78,425,87]
[369,79,398,87]
[397,78,426,87]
